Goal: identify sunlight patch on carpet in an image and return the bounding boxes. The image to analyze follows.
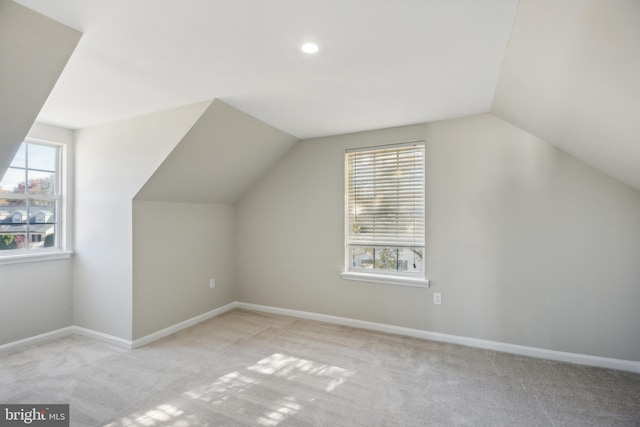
[115,404,184,426]
[248,353,355,392]
[258,396,302,426]
[184,371,260,404]
[106,353,356,426]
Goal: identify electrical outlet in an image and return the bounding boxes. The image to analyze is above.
[210,278,216,289]
[434,292,441,305]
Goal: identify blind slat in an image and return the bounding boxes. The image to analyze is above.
[346,143,425,248]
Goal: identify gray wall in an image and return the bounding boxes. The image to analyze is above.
[236,113,640,361]
[73,101,210,340]
[131,100,296,339]
[0,0,78,346]
[69,98,297,342]
[0,124,74,346]
[132,201,236,338]
[0,259,73,345]
[7,108,640,364]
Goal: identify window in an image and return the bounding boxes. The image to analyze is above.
[0,140,64,258]
[342,142,427,287]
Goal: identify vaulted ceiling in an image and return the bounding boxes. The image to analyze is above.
[135,100,298,204]
[9,0,640,190]
[493,0,640,190]
[0,0,79,175]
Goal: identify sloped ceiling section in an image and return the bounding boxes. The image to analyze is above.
[11,0,519,139]
[492,0,640,190]
[135,99,299,204]
[0,0,80,176]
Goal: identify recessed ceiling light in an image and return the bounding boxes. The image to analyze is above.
[301,42,319,54]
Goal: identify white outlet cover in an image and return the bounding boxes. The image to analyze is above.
[210,279,216,288]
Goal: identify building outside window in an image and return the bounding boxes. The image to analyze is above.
[342,141,427,287]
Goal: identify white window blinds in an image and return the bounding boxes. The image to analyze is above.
[346,142,425,248]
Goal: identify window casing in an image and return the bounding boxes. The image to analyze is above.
[342,142,427,287]
[0,140,64,258]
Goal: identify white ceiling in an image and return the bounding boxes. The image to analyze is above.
[14,0,518,139]
[11,0,640,190]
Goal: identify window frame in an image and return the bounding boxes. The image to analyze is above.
[341,141,429,288]
[0,137,71,265]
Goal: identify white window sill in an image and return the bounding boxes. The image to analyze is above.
[341,271,429,288]
[0,251,73,266]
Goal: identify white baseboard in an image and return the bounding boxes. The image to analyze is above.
[0,303,238,353]
[72,326,133,350]
[131,302,238,348]
[0,326,74,354]
[4,302,638,374]
[71,302,238,349]
[236,302,640,374]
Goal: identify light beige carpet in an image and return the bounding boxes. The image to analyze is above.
[1,309,639,426]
